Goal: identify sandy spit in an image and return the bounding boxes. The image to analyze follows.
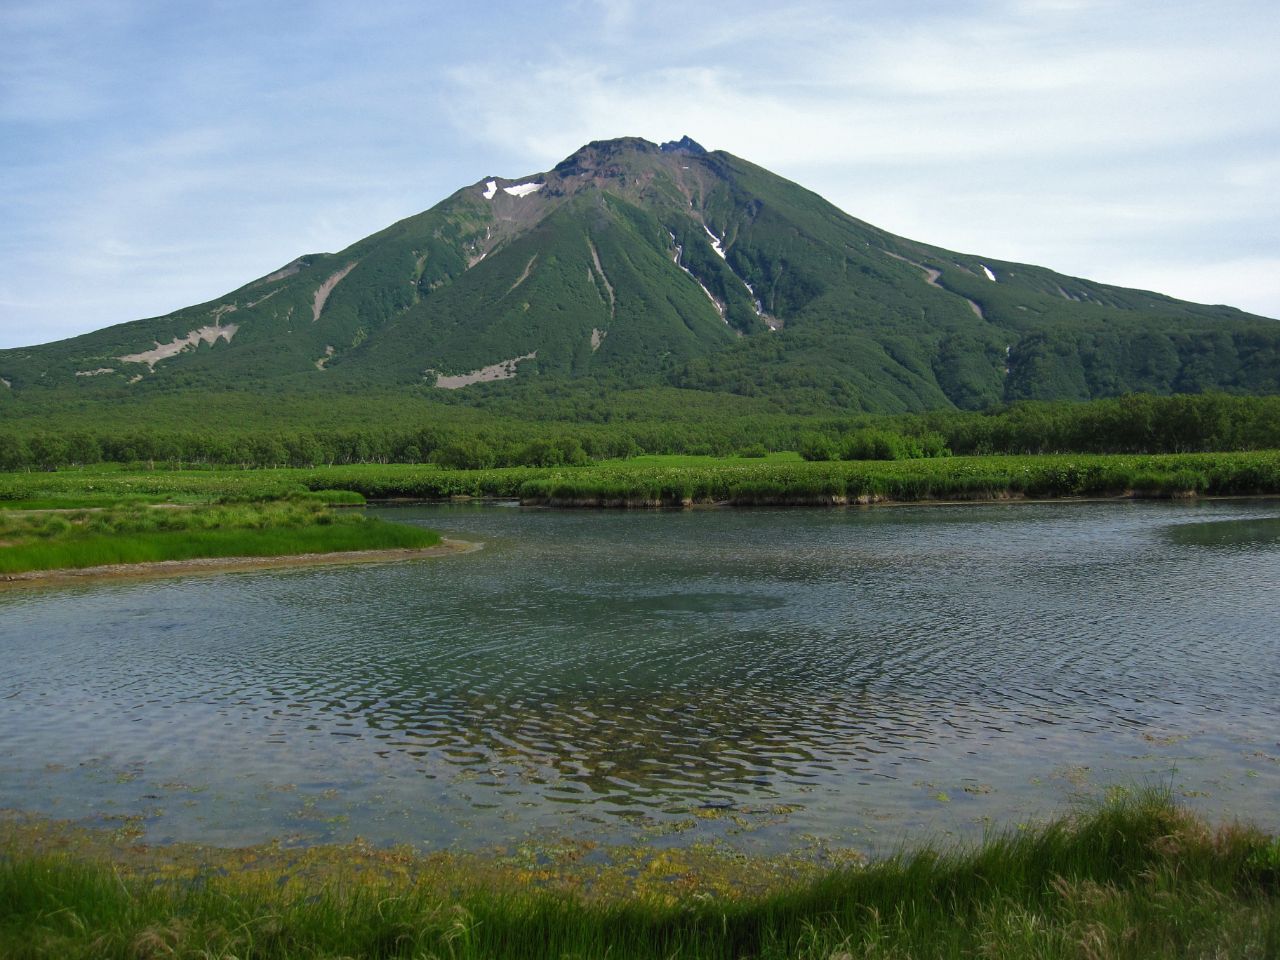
[0,538,479,588]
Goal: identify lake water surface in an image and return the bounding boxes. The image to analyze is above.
[2,500,1278,856]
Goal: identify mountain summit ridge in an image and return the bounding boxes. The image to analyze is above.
[2,135,1277,412]
[660,135,708,155]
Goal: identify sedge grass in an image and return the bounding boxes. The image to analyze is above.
[0,501,438,574]
[1,791,1276,959]
[280,450,1280,505]
[2,451,1279,510]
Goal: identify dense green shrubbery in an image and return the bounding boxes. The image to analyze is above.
[1,392,1279,473]
[921,391,1280,455]
[837,428,950,460]
[797,433,837,461]
[511,436,590,467]
[433,438,497,470]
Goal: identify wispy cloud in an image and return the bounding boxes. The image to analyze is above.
[1,0,1277,348]
[441,0,1280,318]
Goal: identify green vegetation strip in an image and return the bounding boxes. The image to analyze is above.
[1,792,1277,958]
[241,451,1280,505]
[0,501,439,575]
[5,393,1280,473]
[3,451,1280,511]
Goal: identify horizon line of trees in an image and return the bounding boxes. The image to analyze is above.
[1,392,1278,472]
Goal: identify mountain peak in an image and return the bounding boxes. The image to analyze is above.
[660,135,707,155]
[3,135,1275,411]
[552,135,709,175]
[553,136,657,172]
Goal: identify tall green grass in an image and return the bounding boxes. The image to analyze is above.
[2,792,1276,959]
[286,451,1280,506]
[0,501,440,574]
[2,451,1279,510]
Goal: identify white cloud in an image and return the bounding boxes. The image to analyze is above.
[1118,258,1280,319]
[437,1,1280,319]
[1,0,1278,347]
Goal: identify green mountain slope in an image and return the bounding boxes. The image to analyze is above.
[2,135,1276,414]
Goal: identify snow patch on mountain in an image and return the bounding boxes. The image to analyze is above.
[669,231,726,321]
[886,250,986,319]
[694,231,776,328]
[697,279,726,320]
[502,182,544,198]
[704,225,726,259]
[981,264,997,282]
[740,278,770,320]
[482,180,498,199]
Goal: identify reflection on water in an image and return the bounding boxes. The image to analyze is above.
[1,499,1278,854]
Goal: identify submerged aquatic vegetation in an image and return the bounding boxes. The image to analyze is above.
[1,791,1277,958]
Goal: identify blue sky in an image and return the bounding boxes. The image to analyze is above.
[2,0,1278,348]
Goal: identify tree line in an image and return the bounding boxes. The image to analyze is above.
[2,392,1278,471]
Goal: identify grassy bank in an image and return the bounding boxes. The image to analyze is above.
[508,450,1280,506]
[2,792,1277,959]
[0,501,440,575]
[177,450,1280,506]
[2,450,1280,511]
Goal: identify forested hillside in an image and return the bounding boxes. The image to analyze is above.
[1,136,1276,422]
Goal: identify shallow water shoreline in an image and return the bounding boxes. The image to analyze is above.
[4,501,1276,854]
[386,489,1280,509]
[0,536,478,586]
[4,794,1276,959]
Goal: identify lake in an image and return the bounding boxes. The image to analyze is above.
[2,499,1277,857]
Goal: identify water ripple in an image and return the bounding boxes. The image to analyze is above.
[1,499,1278,851]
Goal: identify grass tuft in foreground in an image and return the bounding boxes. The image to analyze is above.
[0,500,439,574]
[1,791,1277,958]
